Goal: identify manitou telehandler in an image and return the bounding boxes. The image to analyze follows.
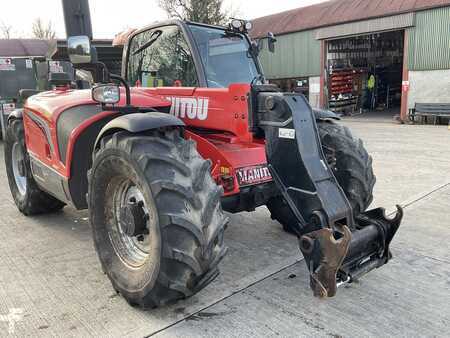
[4,0,402,308]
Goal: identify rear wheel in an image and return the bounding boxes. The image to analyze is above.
[267,120,375,233]
[89,129,228,308]
[5,119,65,215]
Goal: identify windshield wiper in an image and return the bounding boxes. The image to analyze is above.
[133,30,163,55]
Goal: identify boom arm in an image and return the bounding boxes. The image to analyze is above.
[254,87,403,297]
[61,0,93,39]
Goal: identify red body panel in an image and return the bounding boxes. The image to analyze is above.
[146,83,269,196]
[24,88,171,177]
[186,130,268,196]
[150,84,255,143]
[24,89,96,177]
[23,84,270,198]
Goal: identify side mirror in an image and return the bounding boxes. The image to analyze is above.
[92,84,120,104]
[268,32,277,53]
[67,36,92,64]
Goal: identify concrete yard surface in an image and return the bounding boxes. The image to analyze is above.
[156,184,450,338]
[0,118,449,337]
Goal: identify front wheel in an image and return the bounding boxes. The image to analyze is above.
[89,129,228,308]
[267,120,376,233]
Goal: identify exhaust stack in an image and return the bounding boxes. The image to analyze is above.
[61,0,93,39]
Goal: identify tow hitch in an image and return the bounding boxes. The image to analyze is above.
[255,88,403,297]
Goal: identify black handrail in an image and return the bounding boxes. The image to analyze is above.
[110,74,131,106]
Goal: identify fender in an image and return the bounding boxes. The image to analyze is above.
[312,108,340,121]
[66,111,182,210]
[94,111,185,150]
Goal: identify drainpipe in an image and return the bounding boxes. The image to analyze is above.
[319,40,326,108]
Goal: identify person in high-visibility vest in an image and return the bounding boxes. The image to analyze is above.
[367,74,375,91]
[367,72,376,110]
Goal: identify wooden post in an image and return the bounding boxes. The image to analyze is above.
[400,30,409,122]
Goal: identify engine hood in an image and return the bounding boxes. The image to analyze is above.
[25,87,172,120]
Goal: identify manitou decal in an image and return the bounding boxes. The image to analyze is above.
[236,165,272,187]
[167,97,209,121]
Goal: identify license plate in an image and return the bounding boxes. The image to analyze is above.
[236,165,272,187]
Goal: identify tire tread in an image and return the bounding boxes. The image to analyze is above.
[90,129,228,308]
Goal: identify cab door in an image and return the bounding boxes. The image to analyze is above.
[126,24,201,89]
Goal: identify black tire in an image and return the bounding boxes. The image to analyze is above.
[267,120,375,233]
[89,129,228,308]
[4,119,65,216]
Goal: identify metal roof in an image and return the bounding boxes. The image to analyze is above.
[49,39,123,75]
[0,39,51,58]
[251,0,450,37]
[0,39,117,59]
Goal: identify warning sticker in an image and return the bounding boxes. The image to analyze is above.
[0,58,15,71]
[278,128,296,139]
[26,59,33,69]
[2,103,16,115]
[402,80,410,92]
[49,61,64,73]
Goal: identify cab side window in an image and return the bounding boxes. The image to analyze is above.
[127,26,198,87]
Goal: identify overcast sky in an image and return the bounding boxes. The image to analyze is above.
[2,0,327,39]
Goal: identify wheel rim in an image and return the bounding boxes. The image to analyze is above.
[12,142,27,197]
[111,180,152,267]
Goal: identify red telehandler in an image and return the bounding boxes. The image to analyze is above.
[4,0,402,308]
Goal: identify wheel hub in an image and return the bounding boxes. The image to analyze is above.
[111,182,153,267]
[12,142,27,196]
[120,198,149,238]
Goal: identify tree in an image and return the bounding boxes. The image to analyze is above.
[0,21,13,39]
[158,0,230,25]
[32,18,56,40]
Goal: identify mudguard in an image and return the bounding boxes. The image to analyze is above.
[312,108,340,121]
[94,112,185,149]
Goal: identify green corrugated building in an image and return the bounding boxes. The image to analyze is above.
[252,0,450,121]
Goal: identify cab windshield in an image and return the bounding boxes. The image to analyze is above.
[189,24,260,88]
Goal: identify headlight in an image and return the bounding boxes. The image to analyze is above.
[92,85,121,104]
[245,21,253,31]
[231,19,243,30]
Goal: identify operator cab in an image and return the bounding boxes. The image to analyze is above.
[66,19,277,107]
[123,20,276,89]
